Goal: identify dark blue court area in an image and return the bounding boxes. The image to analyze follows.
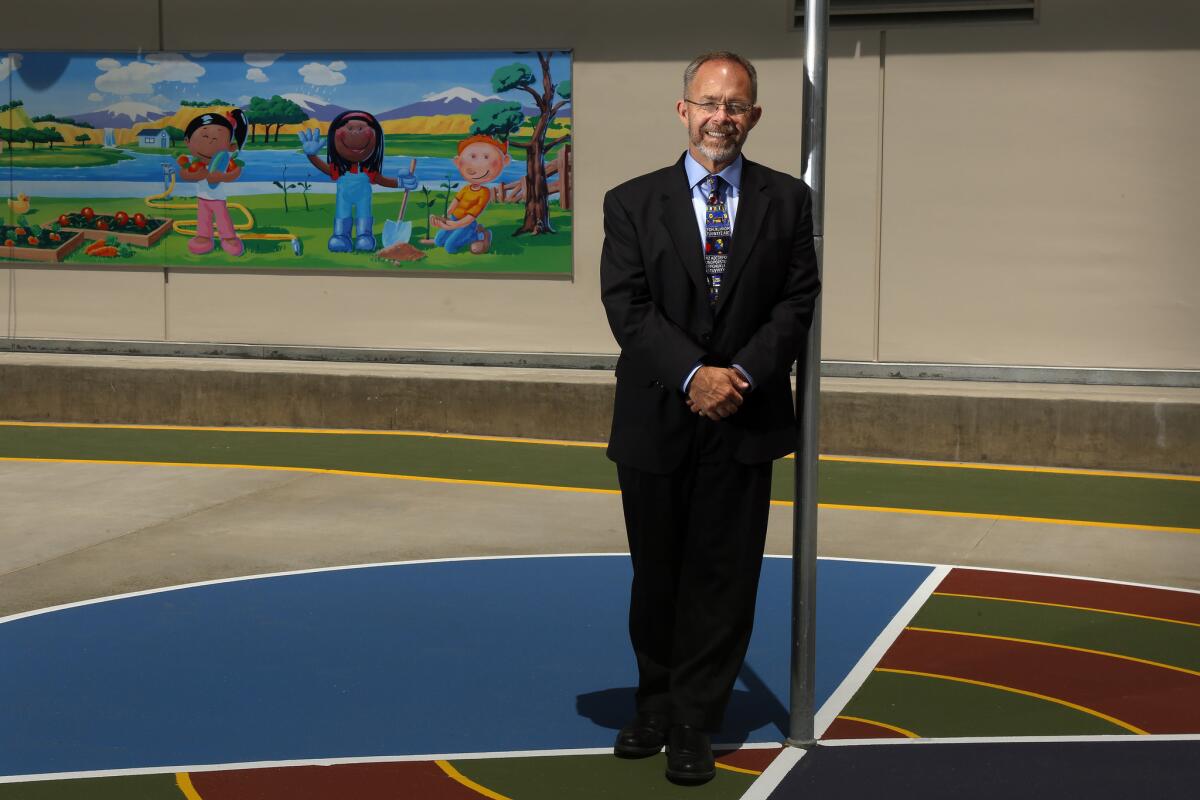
[0,555,932,777]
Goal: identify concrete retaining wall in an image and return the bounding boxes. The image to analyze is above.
[1,354,1196,474]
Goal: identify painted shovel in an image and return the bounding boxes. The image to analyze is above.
[382,158,418,248]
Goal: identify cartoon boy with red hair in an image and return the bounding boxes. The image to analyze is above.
[431,134,510,255]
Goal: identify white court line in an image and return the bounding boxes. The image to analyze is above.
[818,733,1200,747]
[739,744,807,800]
[0,743,783,785]
[0,552,631,626]
[813,565,951,738]
[815,555,1200,596]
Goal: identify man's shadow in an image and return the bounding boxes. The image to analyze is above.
[575,662,789,746]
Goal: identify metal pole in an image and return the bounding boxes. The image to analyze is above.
[788,0,828,749]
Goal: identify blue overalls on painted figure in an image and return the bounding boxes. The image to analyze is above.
[330,165,380,252]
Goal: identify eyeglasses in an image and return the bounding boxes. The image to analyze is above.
[684,99,756,117]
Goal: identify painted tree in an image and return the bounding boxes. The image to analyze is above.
[18,127,47,150]
[247,96,309,143]
[472,52,571,236]
[74,133,90,147]
[245,96,271,143]
[41,127,65,150]
[164,126,186,146]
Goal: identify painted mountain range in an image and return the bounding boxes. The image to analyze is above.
[68,101,169,129]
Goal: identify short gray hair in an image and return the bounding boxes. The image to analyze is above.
[683,51,758,103]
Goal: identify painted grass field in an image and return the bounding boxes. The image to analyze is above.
[2,194,572,275]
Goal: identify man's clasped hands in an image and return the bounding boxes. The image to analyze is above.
[686,366,751,421]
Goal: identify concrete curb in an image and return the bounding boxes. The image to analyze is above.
[1,354,1197,474]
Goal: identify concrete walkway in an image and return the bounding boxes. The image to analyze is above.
[2,459,1195,619]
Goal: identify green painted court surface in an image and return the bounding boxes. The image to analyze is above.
[0,423,1196,531]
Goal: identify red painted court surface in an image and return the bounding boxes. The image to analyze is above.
[1,561,1197,799]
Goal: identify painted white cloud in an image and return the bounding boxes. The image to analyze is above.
[89,92,104,102]
[299,61,347,87]
[246,67,268,83]
[237,95,253,106]
[0,53,21,82]
[329,60,347,71]
[150,94,173,107]
[94,53,206,96]
[244,53,283,68]
[144,53,205,83]
[96,60,156,95]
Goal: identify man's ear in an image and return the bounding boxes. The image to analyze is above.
[747,106,763,130]
[503,154,511,166]
[676,99,689,126]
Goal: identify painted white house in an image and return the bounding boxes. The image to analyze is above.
[138,129,170,148]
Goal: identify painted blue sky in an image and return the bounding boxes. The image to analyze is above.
[3,51,571,116]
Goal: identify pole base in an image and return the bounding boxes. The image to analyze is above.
[785,737,818,749]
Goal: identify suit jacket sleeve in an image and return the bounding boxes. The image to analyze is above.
[730,181,820,385]
[600,187,706,389]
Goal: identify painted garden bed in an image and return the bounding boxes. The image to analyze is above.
[55,208,173,247]
[0,226,86,262]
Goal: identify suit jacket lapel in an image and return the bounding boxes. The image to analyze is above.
[660,158,708,293]
[714,160,769,316]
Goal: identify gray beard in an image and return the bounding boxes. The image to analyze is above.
[694,129,741,164]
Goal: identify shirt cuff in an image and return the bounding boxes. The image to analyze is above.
[682,362,703,393]
[731,364,754,390]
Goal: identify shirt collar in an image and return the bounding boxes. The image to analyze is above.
[684,150,743,193]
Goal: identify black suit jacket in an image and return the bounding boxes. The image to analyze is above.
[600,154,821,473]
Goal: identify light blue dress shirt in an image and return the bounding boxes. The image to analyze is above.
[680,152,753,394]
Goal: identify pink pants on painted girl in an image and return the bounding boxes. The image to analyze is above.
[189,197,244,256]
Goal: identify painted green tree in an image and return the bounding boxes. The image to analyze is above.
[471,52,571,236]
[247,96,308,144]
[41,127,65,150]
[18,127,48,150]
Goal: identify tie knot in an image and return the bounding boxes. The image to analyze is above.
[701,174,723,202]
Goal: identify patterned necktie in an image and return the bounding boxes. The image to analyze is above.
[700,174,731,307]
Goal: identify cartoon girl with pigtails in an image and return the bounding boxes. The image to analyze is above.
[178,109,249,256]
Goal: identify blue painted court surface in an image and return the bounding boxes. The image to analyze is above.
[0,556,931,777]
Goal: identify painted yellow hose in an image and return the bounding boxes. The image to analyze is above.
[145,173,296,241]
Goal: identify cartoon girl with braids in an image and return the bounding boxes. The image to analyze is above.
[178,109,249,256]
[298,110,417,252]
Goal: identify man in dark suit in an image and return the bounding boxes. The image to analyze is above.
[600,51,820,784]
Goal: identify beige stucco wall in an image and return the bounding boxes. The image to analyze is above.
[3,0,1197,370]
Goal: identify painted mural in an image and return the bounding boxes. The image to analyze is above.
[0,51,572,275]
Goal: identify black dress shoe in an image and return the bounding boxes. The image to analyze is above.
[614,711,671,758]
[665,724,715,784]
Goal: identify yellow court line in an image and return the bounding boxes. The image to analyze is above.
[175,772,204,800]
[875,667,1148,734]
[3,421,1197,482]
[905,626,1200,678]
[435,760,513,800]
[805,502,1200,536]
[933,592,1200,629]
[715,761,763,776]
[0,420,608,449]
[4,456,1196,535]
[819,454,1200,483]
[0,457,622,497]
[833,715,920,739]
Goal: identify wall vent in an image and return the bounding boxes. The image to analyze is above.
[793,0,1039,29]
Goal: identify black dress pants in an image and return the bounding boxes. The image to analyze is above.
[616,420,773,731]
